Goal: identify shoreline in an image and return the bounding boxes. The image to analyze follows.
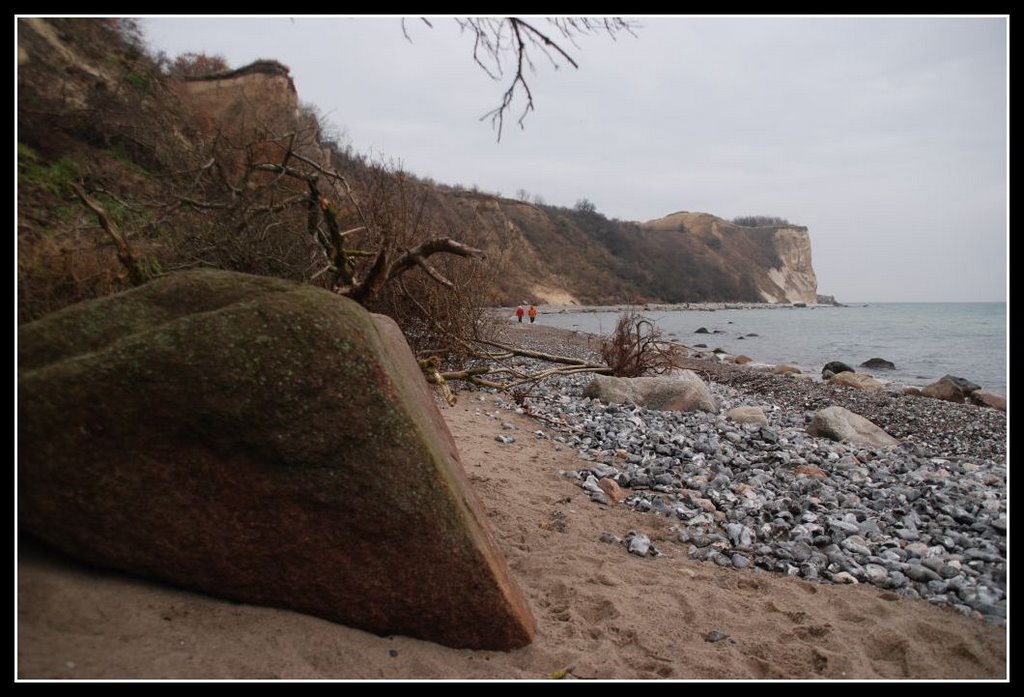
[481,323,1006,615]
[16,325,1007,680]
[493,309,1006,398]
[497,302,843,314]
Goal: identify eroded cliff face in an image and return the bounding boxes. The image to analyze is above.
[762,227,818,304]
[16,18,822,310]
[642,212,818,305]
[176,62,298,131]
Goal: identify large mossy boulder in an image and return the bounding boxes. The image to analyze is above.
[17,270,535,650]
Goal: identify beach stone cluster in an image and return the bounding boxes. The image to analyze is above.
[488,356,1007,626]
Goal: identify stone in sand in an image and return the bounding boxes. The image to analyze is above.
[772,364,802,375]
[598,478,628,503]
[793,464,828,478]
[732,355,753,365]
[18,269,535,650]
[807,406,898,448]
[583,372,719,413]
[829,372,884,391]
[726,406,768,425]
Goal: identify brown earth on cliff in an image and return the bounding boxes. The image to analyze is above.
[17,18,819,326]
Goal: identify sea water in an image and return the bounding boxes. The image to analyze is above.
[538,303,1007,395]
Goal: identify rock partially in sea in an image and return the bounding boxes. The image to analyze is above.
[772,364,802,376]
[970,389,1006,412]
[922,374,985,405]
[582,373,719,413]
[860,357,896,370]
[822,361,855,378]
[941,374,982,393]
[733,355,753,365]
[17,269,536,650]
[829,372,884,391]
[695,327,710,334]
[806,406,899,448]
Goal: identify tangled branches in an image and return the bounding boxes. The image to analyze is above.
[600,309,683,378]
[405,17,638,140]
[419,309,685,405]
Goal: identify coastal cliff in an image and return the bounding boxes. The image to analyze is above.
[641,211,817,304]
[17,17,822,317]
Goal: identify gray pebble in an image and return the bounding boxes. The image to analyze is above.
[627,534,651,557]
[904,564,942,583]
[705,630,730,643]
[493,347,1005,621]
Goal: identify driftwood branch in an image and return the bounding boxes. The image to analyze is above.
[472,337,606,369]
[71,184,146,286]
[388,237,486,282]
[348,237,485,303]
[419,357,458,406]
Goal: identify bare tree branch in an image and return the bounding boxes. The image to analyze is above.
[71,183,147,286]
[443,17,638,140]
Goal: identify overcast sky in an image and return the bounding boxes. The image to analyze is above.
[142,15,1007,303]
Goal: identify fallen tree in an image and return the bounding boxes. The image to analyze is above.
[417,309,687,404]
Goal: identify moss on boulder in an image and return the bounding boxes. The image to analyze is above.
[18,269,535,650]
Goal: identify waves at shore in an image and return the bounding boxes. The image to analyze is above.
[519,303,1007,395]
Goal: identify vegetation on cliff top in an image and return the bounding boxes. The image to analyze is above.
[18,17,809,359]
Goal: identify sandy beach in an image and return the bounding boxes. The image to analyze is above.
[16,325,1007,681]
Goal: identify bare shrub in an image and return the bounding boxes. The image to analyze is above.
[166,52,231,78]
[600,310,682,377]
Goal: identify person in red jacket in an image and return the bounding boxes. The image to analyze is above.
[515,305,525,323]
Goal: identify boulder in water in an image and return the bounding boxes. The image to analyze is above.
[920,375,979,403]
[822,361,855,378]
[970,389,1006,412]
[860,357,896,370]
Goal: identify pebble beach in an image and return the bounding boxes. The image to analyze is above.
[492,324,1007,625]
[17,322,1008,680]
